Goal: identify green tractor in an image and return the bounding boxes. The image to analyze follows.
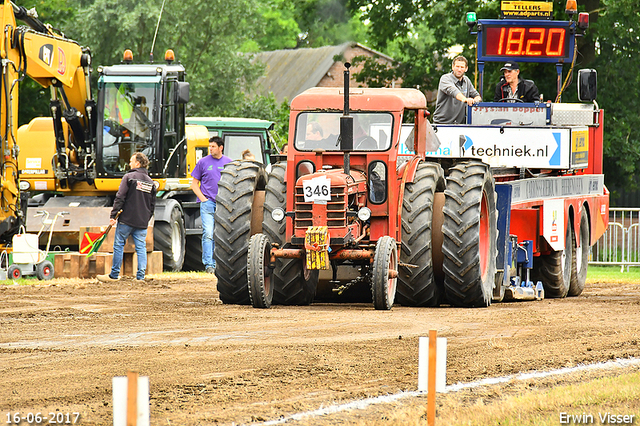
[184,117,281,272]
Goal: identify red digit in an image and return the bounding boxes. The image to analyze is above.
[497,27,506,55]
[546,28,565,56]
[506,28,525,55]
[526,28,545,56]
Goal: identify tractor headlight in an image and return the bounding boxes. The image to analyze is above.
[19,181,30,191]
[271,208,285,223]
[357,207,371,222]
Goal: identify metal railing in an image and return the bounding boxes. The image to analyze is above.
[590,208,640,271]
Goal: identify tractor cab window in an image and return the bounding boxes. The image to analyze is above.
[98,80,157,174]
[224,134,264,164]
[294,112,393,151]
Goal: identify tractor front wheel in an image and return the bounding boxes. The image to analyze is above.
[247,234,273,308]
[371,236,398,310]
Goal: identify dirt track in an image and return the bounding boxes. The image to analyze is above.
[1,274,639,425]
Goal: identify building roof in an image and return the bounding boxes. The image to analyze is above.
[252,42,394,104]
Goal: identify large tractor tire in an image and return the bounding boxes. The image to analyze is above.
[397,162,445,307]
[214,161,266,305]
[262,163,318,305]
[182,235,203,271]
[569,208,590,296]
[531,220,573,298]
[442,161,498,307]
[153,204,186,271]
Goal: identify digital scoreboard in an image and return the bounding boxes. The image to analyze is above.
[478,20,575,63]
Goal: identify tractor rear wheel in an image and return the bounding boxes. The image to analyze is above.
[532,222,573,298]
[247,234,273,308]
[397,161,445,306]
[153,205,186,271]
[262,163,318,305]
[442,161,497,307]
[569,208,590,296]
[182,235,203,271]
[214,161,266,305]
[371,236,398,310]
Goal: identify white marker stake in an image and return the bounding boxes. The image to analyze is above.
[418,335,447,393]
[113,372,150,426]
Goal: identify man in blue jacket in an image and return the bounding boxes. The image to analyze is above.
[98,152,156,282]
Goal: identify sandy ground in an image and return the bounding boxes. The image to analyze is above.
[1,274,639,425]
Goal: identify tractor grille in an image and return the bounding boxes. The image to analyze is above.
[295,186,347,229]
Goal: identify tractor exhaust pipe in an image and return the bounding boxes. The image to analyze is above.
[340,63,353,176]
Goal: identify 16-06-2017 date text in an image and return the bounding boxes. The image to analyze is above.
[5,412,80,424]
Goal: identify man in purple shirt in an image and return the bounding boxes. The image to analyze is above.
[190,136,232,273]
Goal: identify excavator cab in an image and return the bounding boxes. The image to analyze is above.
[95,64,189,180]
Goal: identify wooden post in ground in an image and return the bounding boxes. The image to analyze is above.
[127,370,138,426]
[427,329,437,426]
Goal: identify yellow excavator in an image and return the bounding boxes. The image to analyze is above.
[0,0,93,245]
[1,1,210,270]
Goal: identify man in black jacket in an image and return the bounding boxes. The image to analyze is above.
[98,152,156,281]
[494,62,540,103]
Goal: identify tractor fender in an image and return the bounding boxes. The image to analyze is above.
[154,199,184,223]
[395,156,423,240]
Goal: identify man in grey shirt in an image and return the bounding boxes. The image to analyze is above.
[433,56,482,124]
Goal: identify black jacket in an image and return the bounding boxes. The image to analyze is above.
[111,167,156,228]
[494,76,540,103]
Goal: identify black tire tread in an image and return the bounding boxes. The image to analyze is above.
[441,161,497,308]
[153,206,186,272]
[214,161,262,305]
[569,208,589,297]
[397,162,445,306]
[371,236,397,310]
[531,225,572,298]
[262,163,318,305]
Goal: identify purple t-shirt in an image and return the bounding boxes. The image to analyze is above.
[191,155,232,201]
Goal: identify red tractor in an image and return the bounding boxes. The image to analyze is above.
[242,65,460,310]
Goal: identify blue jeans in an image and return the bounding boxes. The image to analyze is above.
[201,200,216,268]
[110,222,147,280]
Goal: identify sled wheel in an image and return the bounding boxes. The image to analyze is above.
[371,236,398,310]
[569,208,589,297]
[247,234,273,308]
[532,221,573,298]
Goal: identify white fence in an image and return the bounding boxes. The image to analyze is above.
[590,208,640,271]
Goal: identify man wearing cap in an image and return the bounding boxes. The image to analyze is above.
[494,62,540,103]
[433,56,482,124]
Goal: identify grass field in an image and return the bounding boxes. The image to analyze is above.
[587,265,640,284]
